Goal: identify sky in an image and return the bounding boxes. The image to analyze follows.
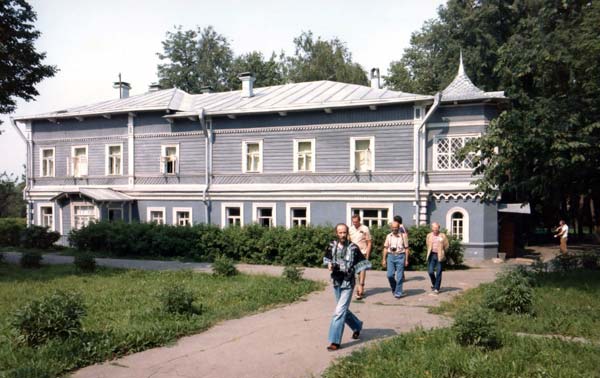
[0,0,446,177]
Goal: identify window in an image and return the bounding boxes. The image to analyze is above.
[414,106,424,120]
[108,208,123,222]
[173,207,192,226]
[434,135,477,170]
[161,145,179,175]
[146,207,165,224]
[73,204,96,230]
[106,144,123,175]
[37,204,54,230]
[243,140,263,173]
[350,137,374,172]
[221,202,244,227]
[347,203,393,227]
[293,139,315,172]
[252,203,276,227]
[446,207,469,242]
[40,148,55,177]
[70,146,88,177]
[285,203,311,228]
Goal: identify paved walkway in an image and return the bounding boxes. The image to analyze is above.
[3,252,507,378]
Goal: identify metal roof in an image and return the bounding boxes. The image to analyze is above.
[441,53,506,103]
[15,81,432,121]
[50,188,132,202]
[498,203,531,214]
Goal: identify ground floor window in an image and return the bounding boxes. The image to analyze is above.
[108,208,123,222]
[73,205,96,230]
[221,202,244,227]
[446,207,469,242]
[348,204,392,227]
[285,203,311,228]
[253,203,276,227]
[40,206,53,229]
[147,207,165,224]
[173,208,192,226]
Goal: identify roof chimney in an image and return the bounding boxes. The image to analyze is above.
[113,72,131,99]
[238,72,255,98]
[148,82,162,92]
[370,68,381,89]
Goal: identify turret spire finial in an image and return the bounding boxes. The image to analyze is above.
[458,49,465,76]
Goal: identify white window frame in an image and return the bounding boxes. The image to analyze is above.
[433,134,480,171]
[37,202,55,231]
[350,136,375,172]
[39,147,55,177]
[285,202,311,228]
[70,145,89,177]
[70,201,98,230]
[161,144,180,175]
[242,140,263,173]
[172,207,193,226]
[293,139,316,173]
[446,206,470,242]
[252,202,276,227]
[221,202,244,227]
[146,207,166,224]
[346,203,393,227]
[105,143,124,176]
[414,105,425,121]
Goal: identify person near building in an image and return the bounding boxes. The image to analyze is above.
[426,222,449,294]
[349,214,372,300]
[382,220,410,298]
[554,219,569,254]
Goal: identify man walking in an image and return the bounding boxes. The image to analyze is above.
[349,214,372,299]
[554,219,569,254]
[382,220,409,298]
[323,223,371,351]
[426,222,449,295]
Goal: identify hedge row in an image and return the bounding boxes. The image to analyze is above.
[69,221,464,268]
[0,218,60,249]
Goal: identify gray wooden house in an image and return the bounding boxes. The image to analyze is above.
[12,57,506,259]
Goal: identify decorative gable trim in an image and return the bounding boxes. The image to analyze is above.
[213,120,413,135]
[432,192,484,201]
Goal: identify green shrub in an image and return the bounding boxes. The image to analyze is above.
[12,290,86,346]
[0,217,26,246]
[484,268,534,315]
[212,255,238,276]
[581,253,599,270]
[157,284,200,315]
[0,252,4,263]
[4,366,53,378]
[20,251,43,268]
[74,252,97,273]
[552,253,578,272]
[19,225,60,249]
[453,305,501,349]
[282,265,304,281]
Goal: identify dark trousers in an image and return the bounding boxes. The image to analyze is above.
[427,252,443,290]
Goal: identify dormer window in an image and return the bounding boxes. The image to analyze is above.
[161,145,179,175]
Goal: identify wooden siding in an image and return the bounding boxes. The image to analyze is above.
[134,135,205,175]
[429,104,498,124]
[32,115,128,141]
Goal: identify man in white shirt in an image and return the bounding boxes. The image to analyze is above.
[554,219,569,254]
[349,215,372,300]
[382,221,410,298]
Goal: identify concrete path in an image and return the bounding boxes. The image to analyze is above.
[2,252,504,378]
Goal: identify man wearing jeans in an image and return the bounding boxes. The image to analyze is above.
[426,222,449,295]
[382,221,409,298]
[323,223,371,351]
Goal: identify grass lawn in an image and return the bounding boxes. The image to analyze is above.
[0,263,322,377]
[432,270,600,341]
[324,269,600,378]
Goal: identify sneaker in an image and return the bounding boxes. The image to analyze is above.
[431,286,435,291]
[327,343,341,351]
[352,330,360,339]
[394,293,407,299]
[433,289,440,295]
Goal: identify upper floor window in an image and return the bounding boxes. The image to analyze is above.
[106,144,123,176]
[70,146,88,177]
[40,148,55,177]
[434,135,477,170]
[243,140,263,173]
[350,137,374,172]
[161,145,179,175]
[293,139,315,172]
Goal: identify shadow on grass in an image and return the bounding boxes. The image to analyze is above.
[0,263,130,284]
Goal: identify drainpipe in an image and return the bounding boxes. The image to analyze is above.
[10,117,33,225]
[415,92,441,225]
[198,109,210,223]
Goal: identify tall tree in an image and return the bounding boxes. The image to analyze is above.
[285,31,368,85]
[157,26,234,93]
[0,172,25,218]
[227,51,286,89]
[0,0,57,127]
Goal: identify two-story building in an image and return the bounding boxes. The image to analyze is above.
[11,57,506,259]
